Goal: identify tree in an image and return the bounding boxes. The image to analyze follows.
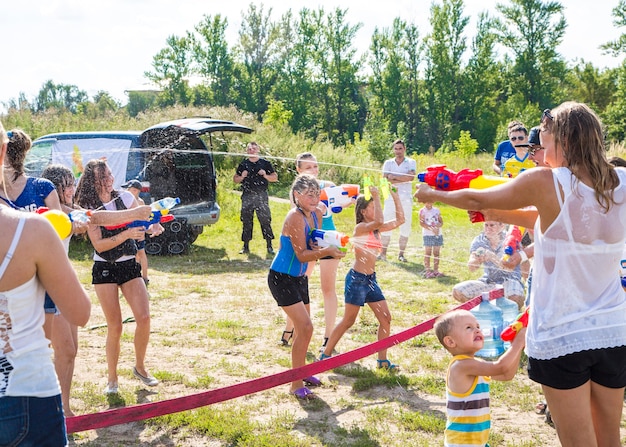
[190,14,235,106]
[600,0,626,57]
[145,35,193,106]
[494,0,567,108]
[319,8,366,145]
[423,0,469,151]
[464,12,505,151]
[34,80,88,113]
[235,3,281,119]
[271,8,317,134]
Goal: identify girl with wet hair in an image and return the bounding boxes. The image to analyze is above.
[267,174,346,400]
[42,163,153,412]
[416,101,626,446]
[75,158,163,394]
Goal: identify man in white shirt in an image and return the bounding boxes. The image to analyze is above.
[380,139,416,262]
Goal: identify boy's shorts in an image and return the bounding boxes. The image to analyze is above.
[528,345,626,389]
[267,269,310,307]
[92,259,142,285]
[344,269,385,307]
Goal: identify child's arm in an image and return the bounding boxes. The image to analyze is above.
[286,209,345,262]
[452,328,526,382]
[355,187,383,236]
[379,189,405,232]
[418,209,430,231]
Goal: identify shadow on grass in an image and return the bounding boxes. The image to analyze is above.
[292,392,382,447]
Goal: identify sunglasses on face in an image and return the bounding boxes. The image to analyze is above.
[510,135,526,142]
[542,109,554,123]
[528,146,545,157]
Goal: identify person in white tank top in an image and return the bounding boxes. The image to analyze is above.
[0,122,91,447]
[415,102,626,447]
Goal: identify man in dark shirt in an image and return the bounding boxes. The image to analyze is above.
[233,142,278,254]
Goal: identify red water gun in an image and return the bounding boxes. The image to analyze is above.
[500,308,529,342]
[417,164,509,191]
[502,225,523,261]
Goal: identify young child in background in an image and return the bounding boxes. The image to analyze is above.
[123,179,149,285]
[419,201,444,278]
[434,309,526,446]
[319,186,404,370]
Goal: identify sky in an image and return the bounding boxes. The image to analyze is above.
[3,0,624,111]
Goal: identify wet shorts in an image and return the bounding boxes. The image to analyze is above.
[267,269,310,307]
[92,259,142,285]
[528,345,626,389]
[344,269,385,307]
[136,239,146,250]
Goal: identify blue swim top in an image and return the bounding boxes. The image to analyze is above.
[270,209,318,277]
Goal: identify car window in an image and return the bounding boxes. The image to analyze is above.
[25,140,53,176]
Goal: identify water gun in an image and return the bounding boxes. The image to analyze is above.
[68,209,92,224]
[310,229,350,252]
[363,175,395,201]
[36,207,72,239]
[417,164,509,191]
[502,225,524,261]
[104,210,174,230]
[621,258,626,291]
[500,308,529,342]
[320,185,359,214]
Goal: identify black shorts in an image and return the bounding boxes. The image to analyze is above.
[528,346,626,389]
[267,269,309,307]
[92,259,142,285]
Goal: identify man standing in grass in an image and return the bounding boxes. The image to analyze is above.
[379,139,416,262]
[234,142,278,255]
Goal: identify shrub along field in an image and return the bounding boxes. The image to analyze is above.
[64,153,626,446]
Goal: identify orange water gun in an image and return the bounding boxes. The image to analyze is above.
[500,308,529,342]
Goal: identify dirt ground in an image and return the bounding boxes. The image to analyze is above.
[66,266,623,447]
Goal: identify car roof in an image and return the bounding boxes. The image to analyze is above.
[34,131,142,141]
[142,117,253,134]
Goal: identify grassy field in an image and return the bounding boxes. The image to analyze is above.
[63,154,626,446]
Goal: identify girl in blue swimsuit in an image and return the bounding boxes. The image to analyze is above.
[268,174,346,399]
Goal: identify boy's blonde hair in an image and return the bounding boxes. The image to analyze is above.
[434,309,473,350]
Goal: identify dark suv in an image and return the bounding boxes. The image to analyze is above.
[27,117,253,254]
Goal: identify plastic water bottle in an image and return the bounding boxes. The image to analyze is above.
[471,293,505,359]
[495,297,520,349]
[151,197,180,211]
[69,209,91,224]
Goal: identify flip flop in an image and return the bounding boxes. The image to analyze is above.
[291,386,315,400]
[303,376,322,387]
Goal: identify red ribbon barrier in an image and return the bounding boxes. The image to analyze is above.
[67,288,503,433]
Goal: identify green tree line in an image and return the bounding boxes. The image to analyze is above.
[4,0,626,161]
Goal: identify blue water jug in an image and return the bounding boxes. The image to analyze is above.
[495,297,520,350]
[472,293,505,359]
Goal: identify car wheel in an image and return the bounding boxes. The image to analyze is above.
[145,240,163,255]
[168,240,187,255]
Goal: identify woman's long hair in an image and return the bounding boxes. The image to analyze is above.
[75,159,118,209]
[542,101,618,211]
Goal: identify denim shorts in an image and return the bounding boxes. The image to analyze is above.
[423,235,444,247]
[0,394,67,446]
[344,269,385,307]
[267,270,310,307]
[528,345,626,389]
[92,259,142,285]
[43,293,59,315]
